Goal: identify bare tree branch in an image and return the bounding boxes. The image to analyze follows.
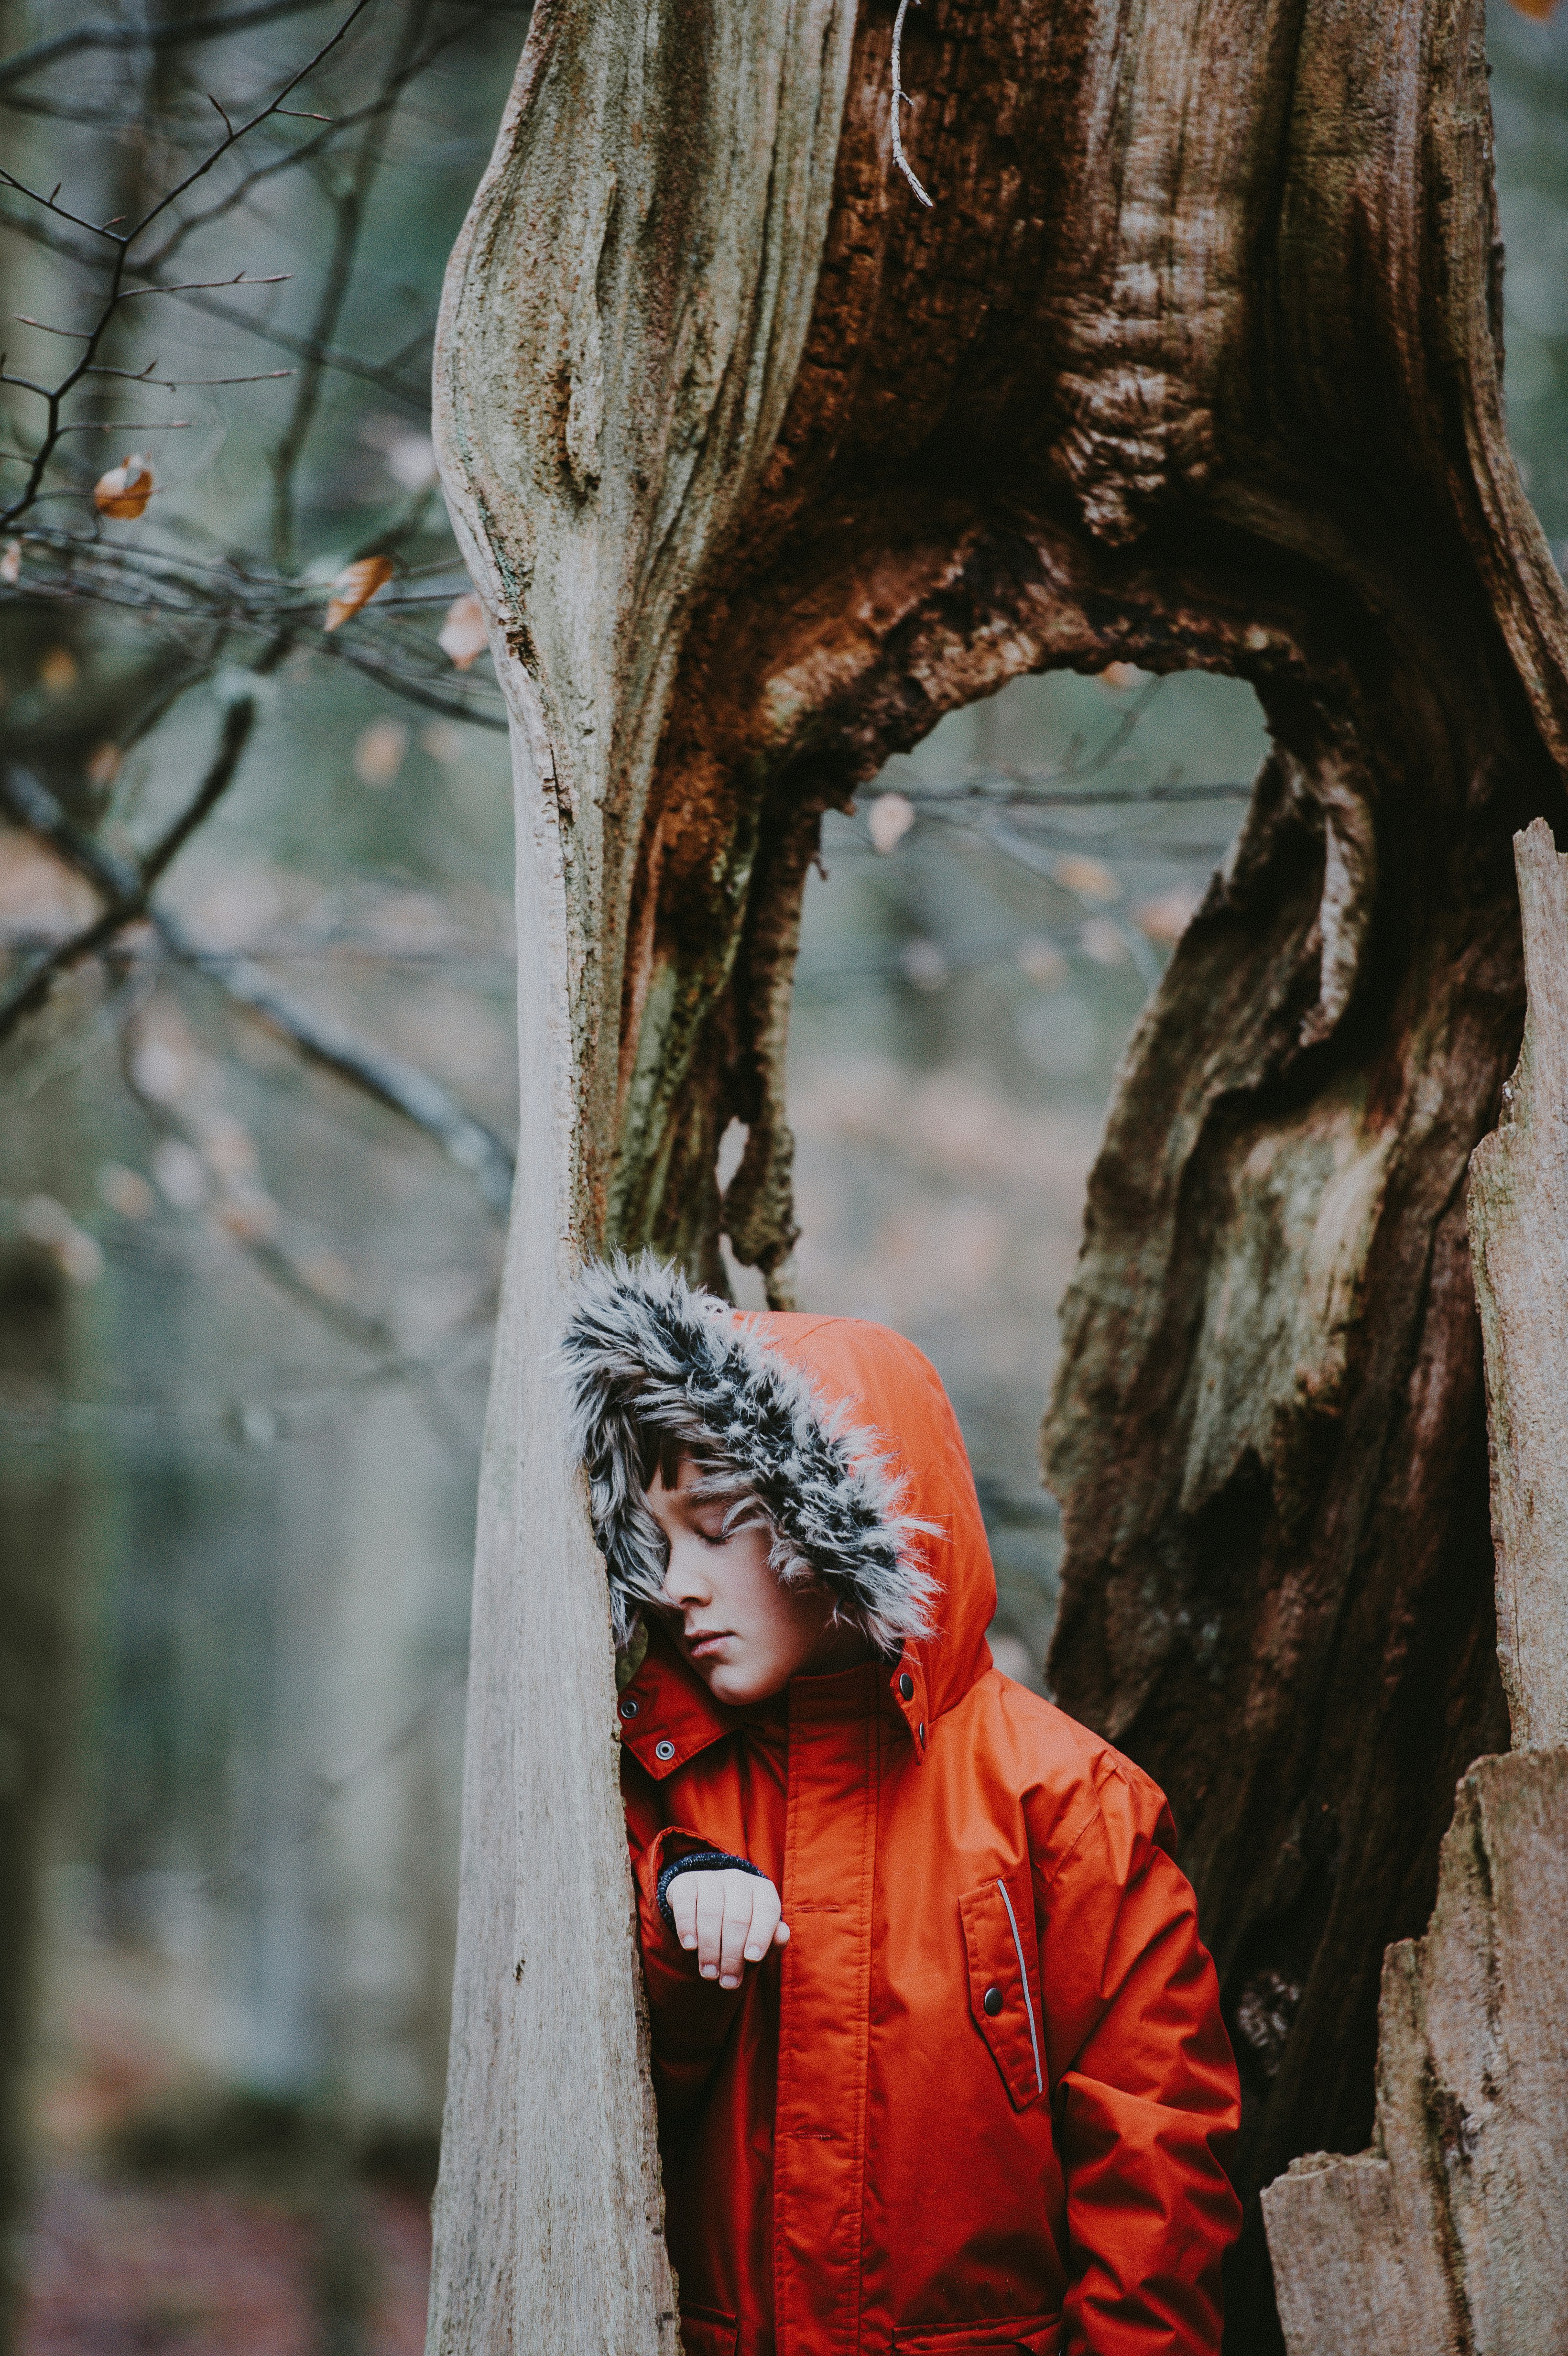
[268,0,432,565]
[0,0,379,531]
[0,763,515,1216]
[0,0,346,94]
[0,204,431,408]
[173,933,514,1213]
[137,19,474,277]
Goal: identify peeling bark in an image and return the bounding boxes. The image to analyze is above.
[427,0,1568,2345]
[1263,1749,1568,2353]
[1467,820,1568,1754]
[1262,823,1568,2347]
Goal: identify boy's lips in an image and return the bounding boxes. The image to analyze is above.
[685,1629,731,1658]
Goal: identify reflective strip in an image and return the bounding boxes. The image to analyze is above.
[996,1876,1044,2096]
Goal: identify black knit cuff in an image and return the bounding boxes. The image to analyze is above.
[655,1849,763,1932]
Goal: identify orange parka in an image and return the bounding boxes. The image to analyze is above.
[599,1300,1241,2356]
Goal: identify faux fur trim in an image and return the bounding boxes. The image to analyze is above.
[562,1253,938,1656]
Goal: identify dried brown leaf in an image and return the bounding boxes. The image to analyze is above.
[323,554,394,633]
[93,453,155,519]
[437,590,488,670]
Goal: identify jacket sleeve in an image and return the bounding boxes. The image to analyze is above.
[1032,1758,1242,2356]
[624,1781,745,2126]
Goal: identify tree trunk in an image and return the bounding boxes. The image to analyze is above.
[0,1247,82,2353]
[1260,819,1568,2349]
[427,0,1568,2345]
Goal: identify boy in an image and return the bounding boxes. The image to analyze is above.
[566,1257,1241,2356]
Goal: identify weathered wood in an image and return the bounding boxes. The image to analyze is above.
[1263,1750,1568,2351]
[428,0,1568,2343]
[1262,821,1568,2345]
[425,0,859,2344]
[1468,819,1568,1751]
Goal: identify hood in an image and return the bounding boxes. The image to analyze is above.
[563,1255,997,1723]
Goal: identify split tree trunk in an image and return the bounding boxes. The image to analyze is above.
[1260,819,1568,2348]
[426,0,1568,2348]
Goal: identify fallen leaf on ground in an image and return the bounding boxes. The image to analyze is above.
[0,539,20,582]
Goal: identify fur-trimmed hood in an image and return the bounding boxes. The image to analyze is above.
[563,1254,997,1711]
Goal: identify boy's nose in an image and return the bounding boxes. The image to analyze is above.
[659,1542,709,1606]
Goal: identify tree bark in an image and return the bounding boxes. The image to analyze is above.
[1466,819,1568,1754]
[1260,820,1568,2350]
[427,0,1568,2345]
[0,1247,81,2355]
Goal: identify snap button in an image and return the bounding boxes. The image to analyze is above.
[983,1985,1003,2017]
[619,1697,639,1718]
[898,1672,914,1701]
[654,1739,676,1761]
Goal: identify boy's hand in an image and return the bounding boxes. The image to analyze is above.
[668,1868,789,1990]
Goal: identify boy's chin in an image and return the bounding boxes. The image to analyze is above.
[693,1653,789,1708]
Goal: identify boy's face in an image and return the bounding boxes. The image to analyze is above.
[645,1456,867,1705]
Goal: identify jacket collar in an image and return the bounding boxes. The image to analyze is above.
[618,1625,935,1779]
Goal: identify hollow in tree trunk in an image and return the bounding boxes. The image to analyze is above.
[426,0,1568,2347]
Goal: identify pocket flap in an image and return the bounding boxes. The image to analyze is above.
[679,2308,738,2356]
[893,2314,1061,2353]
[958,1869,1046,2110]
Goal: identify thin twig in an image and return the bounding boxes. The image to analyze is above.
[0,207,430,409]
[171,934,515,1214]
[0,705,257,1034]
[0,763,514,1217]
[138,22,473,277]
[0,0,342,93]
[269,0,431,566]
[0,0,374,532]
[891,0,934,209]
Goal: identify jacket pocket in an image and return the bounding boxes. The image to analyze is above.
[679,2305,739,2356]
[893,2315,1061,2353]
[958,1869,1046,2110]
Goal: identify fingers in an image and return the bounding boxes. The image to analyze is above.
[740,1876,782,1964]
[671,1869,787,1990]
[669,1873,701,1952]
[693,1873,727,1979]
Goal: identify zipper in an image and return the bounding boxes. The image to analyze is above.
[996,1876,1044,2096]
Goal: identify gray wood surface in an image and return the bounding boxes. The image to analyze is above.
[422,0,857,2341]
[1264,822,1568,2348]
[1470,820,1568,1751]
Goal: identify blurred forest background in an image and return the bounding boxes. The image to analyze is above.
[0,0,1565,2346]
